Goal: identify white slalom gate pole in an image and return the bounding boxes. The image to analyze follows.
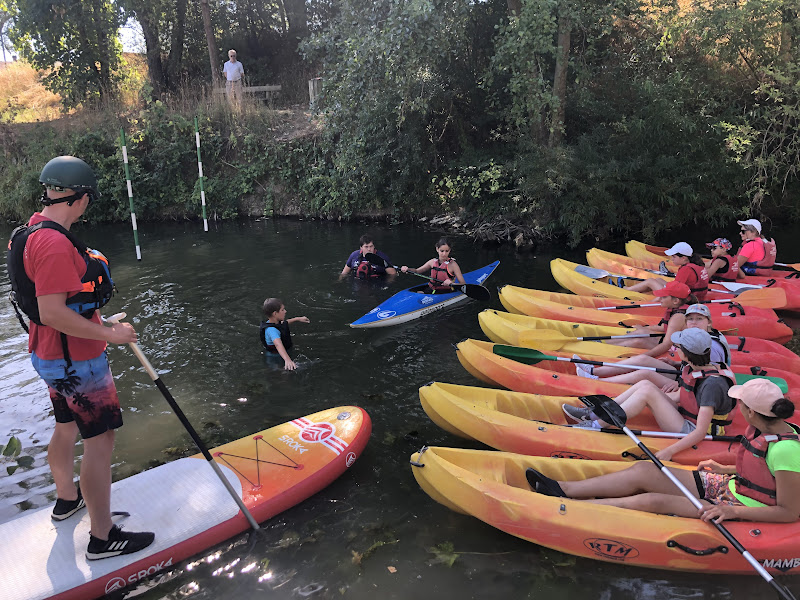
[119,128,142,261]
[194,117,209,232]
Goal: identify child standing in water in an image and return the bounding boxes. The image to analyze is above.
[259,298,310,370]
[401,237,466,292]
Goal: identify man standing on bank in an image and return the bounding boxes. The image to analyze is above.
[6,156,154,560]
[223,49,244,106]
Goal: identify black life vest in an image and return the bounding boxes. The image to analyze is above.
[260,319,292,353]
[6,220,115,366]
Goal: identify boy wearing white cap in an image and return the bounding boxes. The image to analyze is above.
[623,241,709,301]
[735,218,777,277]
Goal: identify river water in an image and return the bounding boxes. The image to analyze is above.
[0,219,795,600]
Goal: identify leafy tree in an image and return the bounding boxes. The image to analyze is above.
[305,0,505,214]
[8,0,123,107]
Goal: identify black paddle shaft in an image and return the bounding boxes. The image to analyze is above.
[153,378,214,462]
[363,253,491,301]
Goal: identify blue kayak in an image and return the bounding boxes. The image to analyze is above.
[349,261,500,328]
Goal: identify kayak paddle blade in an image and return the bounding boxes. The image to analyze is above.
[579,394,627,429]
[492,345,551,365]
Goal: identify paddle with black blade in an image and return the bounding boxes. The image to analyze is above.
[490,345,790,392]
[363,252,491,301]
[579,394,798,600]
[106,313,263,534]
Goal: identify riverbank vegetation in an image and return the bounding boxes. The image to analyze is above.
[0,0,797,245]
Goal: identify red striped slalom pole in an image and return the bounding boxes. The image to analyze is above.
[194,117,209,232]
[119,128,142,260]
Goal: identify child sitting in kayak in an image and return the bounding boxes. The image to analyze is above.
[608,280,697,357]
[259,297,310,370]
[563,328,734,462]
[534,379,800,525]
[705,238,738,281]
[622,242,709,301]
[572,303,731,391]
[736,219,778,277]
[401,237,466,293]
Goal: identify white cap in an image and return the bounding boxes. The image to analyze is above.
[737,219,762,233]
[665,242,693,257]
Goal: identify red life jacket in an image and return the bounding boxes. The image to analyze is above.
[658,306,684,327]
[734,424,800,506]
[711,255,738,281]
[429,258,456,291]
[678,263,709,301]
[355,259,379,280]
[760,238,777,268]
[677,363,735,435]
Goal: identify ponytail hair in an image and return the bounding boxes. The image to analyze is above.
[688,253,705,267]
[770,398,795,421]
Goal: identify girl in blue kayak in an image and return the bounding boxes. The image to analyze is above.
[259,298,310,370]
[400,237,466,293]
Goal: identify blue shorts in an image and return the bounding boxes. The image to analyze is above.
[31,351,123,439]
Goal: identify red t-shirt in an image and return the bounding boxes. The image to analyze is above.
[23,213,106,361]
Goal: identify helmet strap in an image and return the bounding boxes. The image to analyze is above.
[40,189,91,207]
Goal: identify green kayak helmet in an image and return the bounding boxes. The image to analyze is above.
[39,156,100,206]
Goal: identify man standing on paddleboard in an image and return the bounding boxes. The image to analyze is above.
[6,156,155,560]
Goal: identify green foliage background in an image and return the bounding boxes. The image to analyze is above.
[0,0,797,246]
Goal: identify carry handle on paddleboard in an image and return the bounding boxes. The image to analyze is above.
[105,313,262,532]
[579,394,798,600]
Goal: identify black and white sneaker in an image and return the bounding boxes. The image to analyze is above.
[86,525,155,561]
[52,488,86,521]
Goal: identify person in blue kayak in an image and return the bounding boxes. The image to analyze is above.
[401,237,466,293]
[340,234,396,281]
[260,298,310,370]
[531,379,800,525]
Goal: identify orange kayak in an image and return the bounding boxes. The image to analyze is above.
[420,382,743,465]
[477,309,800,372]
[456,339,800,411]
[411,447,800,574]
[590,247,800,311]
[498,286,793,343]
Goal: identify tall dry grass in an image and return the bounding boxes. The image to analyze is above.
[0,61,63,123]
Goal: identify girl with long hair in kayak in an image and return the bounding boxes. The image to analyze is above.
[569,303,731,392]
[736,218,778,278]
[400,237,466,293]
[607,280,697,357]
[563,328,734,462]
[704,237,739,281]
[621,242,710,301]
[534,379,800,524]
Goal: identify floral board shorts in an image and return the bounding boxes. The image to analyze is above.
[694,471,745,507]
[31,351,123,439]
